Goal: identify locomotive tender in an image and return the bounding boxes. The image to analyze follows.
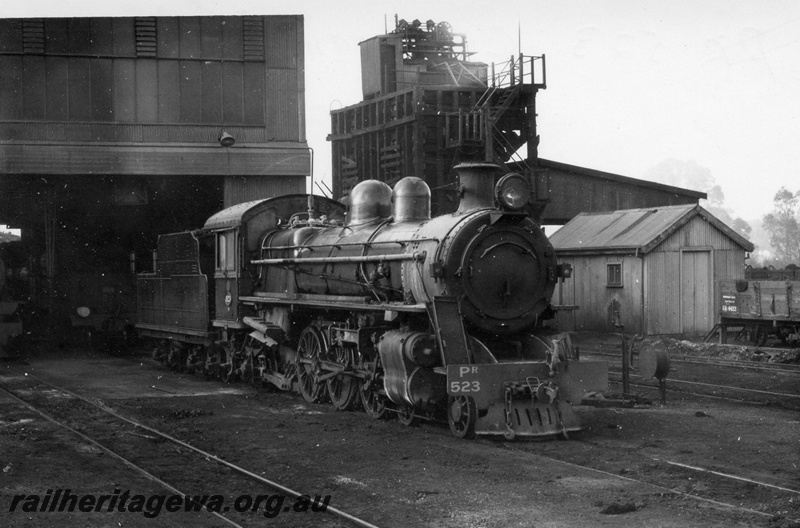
[137,163,607,439]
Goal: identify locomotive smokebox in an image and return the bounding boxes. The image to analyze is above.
[455,162,500,213]
[393,176,431,222]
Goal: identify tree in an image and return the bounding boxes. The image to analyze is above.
[645,159,716,196]
[762,188,800,265]
[731,217,752,238]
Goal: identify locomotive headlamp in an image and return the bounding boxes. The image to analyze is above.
[495,173,531,211]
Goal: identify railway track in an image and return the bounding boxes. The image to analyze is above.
[608,372,800,407]
[426,399,800,524]
[0,368,378,528]
[665,355,800,373]
[3,360,798,527]
[585,348,800,373]
[582,349,800,406]
[498,435,800,525]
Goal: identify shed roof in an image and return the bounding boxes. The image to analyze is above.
[549,204,754,255]
[537,158,708,200]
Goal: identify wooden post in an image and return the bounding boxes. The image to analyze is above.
[621,333,631,397]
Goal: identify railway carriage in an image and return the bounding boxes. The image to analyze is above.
[137,163,608,439]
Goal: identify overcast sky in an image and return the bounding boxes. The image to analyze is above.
[4,0,799,223]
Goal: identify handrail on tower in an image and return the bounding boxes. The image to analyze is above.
[479,54,546,108]
[446,53,546,160]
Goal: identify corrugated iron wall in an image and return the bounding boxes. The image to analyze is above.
[265,16,303,142]
[359,36,386,98]
[555,254,644,334]
[265,68,301,142]
[0,16,305,141]
[543,167,702,224]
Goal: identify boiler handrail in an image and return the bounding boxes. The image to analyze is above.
[251,251,426,266]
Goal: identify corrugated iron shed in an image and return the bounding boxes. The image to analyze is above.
[550,204,754,255]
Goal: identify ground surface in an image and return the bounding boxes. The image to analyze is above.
[1,333,798,528]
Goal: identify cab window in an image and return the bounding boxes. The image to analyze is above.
[216,232,236,271]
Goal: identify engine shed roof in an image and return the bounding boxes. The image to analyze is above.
[538,158,708,200]
[517,158,709,225]
[549,204,754,255]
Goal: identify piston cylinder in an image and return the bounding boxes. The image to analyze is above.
[378,330,445,409]
[403,333,438,367]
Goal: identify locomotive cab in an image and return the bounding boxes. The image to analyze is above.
[204,203,258,331]
[212,227,247,328]
[203,196,348,332]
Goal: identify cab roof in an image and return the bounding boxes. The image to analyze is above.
[202,194,346,232]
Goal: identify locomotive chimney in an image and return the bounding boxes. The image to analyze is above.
[454,162,500,213]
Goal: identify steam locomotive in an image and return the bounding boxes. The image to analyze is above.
[137,163,607,439]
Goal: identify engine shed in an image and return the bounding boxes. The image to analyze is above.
[0,16,309,331]
[549,204,755,336]
[531,159,707,225]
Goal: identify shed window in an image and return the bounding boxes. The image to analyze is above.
[607,263,623,288]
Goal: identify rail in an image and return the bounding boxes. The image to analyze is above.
[1,372,382,528]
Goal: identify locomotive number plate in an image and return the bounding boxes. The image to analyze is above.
[447,362,609,408]
[447,365,482,394]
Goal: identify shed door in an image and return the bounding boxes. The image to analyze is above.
[681,250,712,334]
